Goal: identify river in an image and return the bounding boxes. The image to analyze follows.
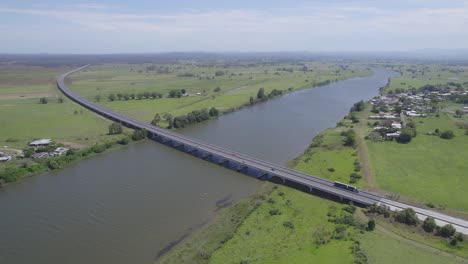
[0,68,399,264]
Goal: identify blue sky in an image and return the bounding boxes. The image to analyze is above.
[1,0,467,53]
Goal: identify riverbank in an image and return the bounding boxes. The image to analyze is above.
[0,134,134,186]
[69,63,372,125]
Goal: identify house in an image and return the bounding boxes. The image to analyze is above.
[31,152,49,159]
[0,156,10,162]
[29,139,52,147]
[369,115,396,120]
[406,110,424,117]
[391,122,402,129]
[386,132,401,138]
[51,147,68,156]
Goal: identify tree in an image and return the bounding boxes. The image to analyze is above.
[455,109,463,118]
[116,93,123,100]
[351,100,365,112]
[366,220,375,231]
[39,97,48,104]
[438,224,456,238]
[422,217,437,233]
[95,94,102,102]
[131,129,147,141]
[343,130,356,147]
[215,70,225,76]
[249,96,254,105]
[108,94,116,102]
[214,86,221,92]
[57,96,64,103]
[151,113,161,126]
[209,107,219,117]
[108,122,123,135]
[169,89,182,98]
[395,208,418,225]
[181,89,186,95]
[136,93,144,100]
[257,88,266,100]
[396,132,412,144]
[23,148,34,158]
[440,130,455,139]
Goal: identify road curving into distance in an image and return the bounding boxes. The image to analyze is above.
[57,65,468,235]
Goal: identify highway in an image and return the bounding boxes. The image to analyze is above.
[57,65,468,235]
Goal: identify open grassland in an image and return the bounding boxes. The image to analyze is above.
[0,99,113,149]
[375,64,468,93]
[0,65,73,98]
[361,224,467,264]
[209,187,355,264]
[289,126,365,189]
[70,63,371,122]
[0,65,113,149]
[367,111,468,212]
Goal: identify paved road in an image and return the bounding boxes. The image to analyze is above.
[57,65,468,235]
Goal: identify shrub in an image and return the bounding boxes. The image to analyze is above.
[132,129,147,141]
[269,209,282,216]
[437,224,456,237]
[439,130,455,139]
[396,132,412,144]
[283,221,295,229]
[366,220,375,231]
[395,208,418,225]
[108,122,123,135]
[422,217,437,233]
[118,137,130,145]
[327,168,335,172]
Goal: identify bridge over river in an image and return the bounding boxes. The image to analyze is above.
[58,65,468,235]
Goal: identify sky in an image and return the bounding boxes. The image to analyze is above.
[0,0,467,53]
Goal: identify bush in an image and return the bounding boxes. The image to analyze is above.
[283,221,295,229]
[422,217,437,233]
[327,168,335,172]
[440,130,455,139]
[396,132,412,144]
[395,208,418,225]
[343,204,356,214]
[269,209,282,216]
[108,122,123,135]
[118,137,130,145]
[132,129,147,141]
[47,159,63,170]
[437,224,456,237]
[366,220,375,231]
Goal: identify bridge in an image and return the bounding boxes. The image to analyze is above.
[57,65,468,234]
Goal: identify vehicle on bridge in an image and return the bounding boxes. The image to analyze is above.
[334,181,359,193]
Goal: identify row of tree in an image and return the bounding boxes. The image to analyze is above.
[99,92,164,102]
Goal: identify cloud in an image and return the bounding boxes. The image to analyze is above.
[0,1,467,52]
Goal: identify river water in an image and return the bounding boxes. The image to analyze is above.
[0,68,399,264]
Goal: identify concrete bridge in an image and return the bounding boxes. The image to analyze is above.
[57,65,468,234]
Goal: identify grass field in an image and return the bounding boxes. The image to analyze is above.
[376,63,468,93]
[209,186,356,264]
[361,225,467,264]
[367,111,468,211]
[290,125,365,189]
[0,66,118,178]
[70,63,371,122]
